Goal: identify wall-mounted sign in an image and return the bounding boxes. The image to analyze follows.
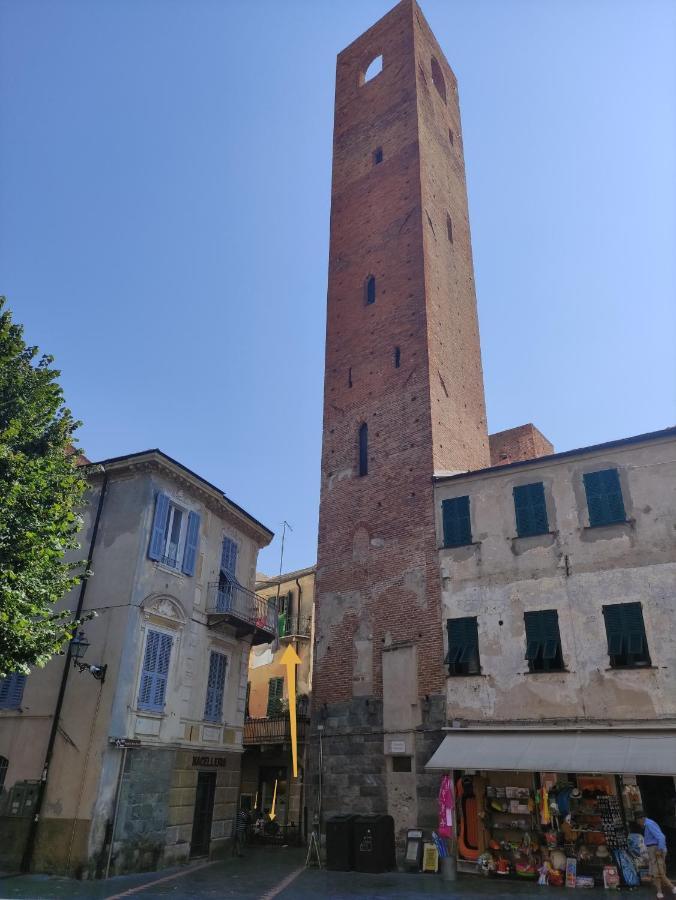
[192,755,227,768]
[390,740,406,754]
[109,737,141,748]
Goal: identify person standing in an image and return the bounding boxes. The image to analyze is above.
[637,814,676,898]
[232,806,250,858]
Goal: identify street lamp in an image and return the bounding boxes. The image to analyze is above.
[70,631,107,684]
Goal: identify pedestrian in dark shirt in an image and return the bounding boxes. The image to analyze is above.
[232,807,249,857]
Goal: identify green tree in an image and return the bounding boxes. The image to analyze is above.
[0,298,89,677]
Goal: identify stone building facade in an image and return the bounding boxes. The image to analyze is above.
[0,450,273,875]
[312,0,490,843]
[239,566,315,835]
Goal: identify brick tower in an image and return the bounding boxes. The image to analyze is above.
[312,0,489,840]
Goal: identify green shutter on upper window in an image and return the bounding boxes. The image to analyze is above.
[442,496,472,548]
[524,609,562,669]
[445,617,480,674]
[584,469,626,527]
[513,482,549,537]
[603,602,649,664]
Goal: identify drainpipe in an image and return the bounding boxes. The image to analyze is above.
[21,471,109,873]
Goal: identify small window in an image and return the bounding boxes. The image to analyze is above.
[358,423,368,477]
[348,367,353,388]
[267,677,284,716]
[0,756,7,791]
[524,610,564,672]
[449,128,454,146]
[392,756,412,773]
[445,617,480,675]
[603,603,651,668]
[373,146,383,165]
[442,496,472,547]
[446,214,453,244]
[0,673,27,710]
[204,651,228,723]
[394,346,401,368]
[365,274,376,305]
[584,469,626,527]
[138,629,173,711]
[430,56,447,103]
[513,482,549,537]
[363,55,383,83]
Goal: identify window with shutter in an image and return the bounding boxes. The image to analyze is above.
[445,617,480,675]
[513,482,549,537]
[523,610,564,672]
[442,496,472,547]
[204,651,228,722]
[138,630,172,712]
[602,602,650,668]
[583,469,626,527]
[181,511,201,575]
[266,677,284,716]
[0,673,27,709]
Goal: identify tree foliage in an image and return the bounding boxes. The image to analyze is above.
[0,298,89,677]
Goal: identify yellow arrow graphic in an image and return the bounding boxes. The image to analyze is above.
[280,643,302,778]
[269,779,278,820]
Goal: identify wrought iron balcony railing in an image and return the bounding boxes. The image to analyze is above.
[206,581,276,646]
[277,614,312,640]
[243,714,309,745]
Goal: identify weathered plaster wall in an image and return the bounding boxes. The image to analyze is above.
[434,434,676,725]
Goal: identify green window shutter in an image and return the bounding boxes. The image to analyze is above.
[584,469,626,527]
[445,617,480,674]
[604,602,649,665]
[513,482,549,537]
[524,610,562,670]
[266,677,284,716]
[442,496,472,547]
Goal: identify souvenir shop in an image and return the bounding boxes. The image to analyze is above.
[427,729,676,889]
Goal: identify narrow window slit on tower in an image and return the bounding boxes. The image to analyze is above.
[446,213,453,244]
[394,347,401,368]
[373,147,383,165]
[358,423,368,476]
[426,211,436,237]
[348,367,353,388]
[365,275,376,305]
[430,56,447,103]
[449,128,454,146]
[363,55,383,84]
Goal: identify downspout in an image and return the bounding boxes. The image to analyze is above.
[21,470,109,873]
[294,575,305,841]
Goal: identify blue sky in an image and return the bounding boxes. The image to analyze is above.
[1,0,674,574]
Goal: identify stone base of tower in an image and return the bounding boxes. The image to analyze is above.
[308,695,445,857]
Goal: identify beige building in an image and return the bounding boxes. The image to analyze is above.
[239,566,315,838]
[427,425,676,871]
[0,450,273,876]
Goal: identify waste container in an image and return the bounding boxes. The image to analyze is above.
[353,814,396,873]
[326,814,357,870]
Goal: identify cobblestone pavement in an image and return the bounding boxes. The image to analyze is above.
[0,847,657,899]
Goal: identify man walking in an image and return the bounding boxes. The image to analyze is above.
[232,806,250,858]
[637,814,676,898]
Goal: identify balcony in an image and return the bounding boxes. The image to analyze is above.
[277,614,312,640]
[243,714,309,746]
[206,580,276,646]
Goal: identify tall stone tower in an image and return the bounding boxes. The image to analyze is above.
[312,0,489,839]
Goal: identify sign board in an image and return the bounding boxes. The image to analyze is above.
[192,755,227,768]
[390,740,406,754]
[109,737,141,748]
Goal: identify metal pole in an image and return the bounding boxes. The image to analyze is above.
[104,745,127,879]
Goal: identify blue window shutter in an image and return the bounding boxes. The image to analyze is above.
[148,493,170,560]
[0,673,27,709]
[513,482,548,537]
[138,630,172,711]
[220,537,238,577]
[182,511,201,575]
[584,469,625,527]
[442,496,471,547]
[204,652,227,722]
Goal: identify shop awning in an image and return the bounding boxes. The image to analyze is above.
[425,730,676,776]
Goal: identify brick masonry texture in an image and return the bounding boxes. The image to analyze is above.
[312,0,489,831]
[489,423,554,466]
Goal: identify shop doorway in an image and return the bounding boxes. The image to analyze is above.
[258,766,288,825]
[637,775,676,874]
[190,771,216,857]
